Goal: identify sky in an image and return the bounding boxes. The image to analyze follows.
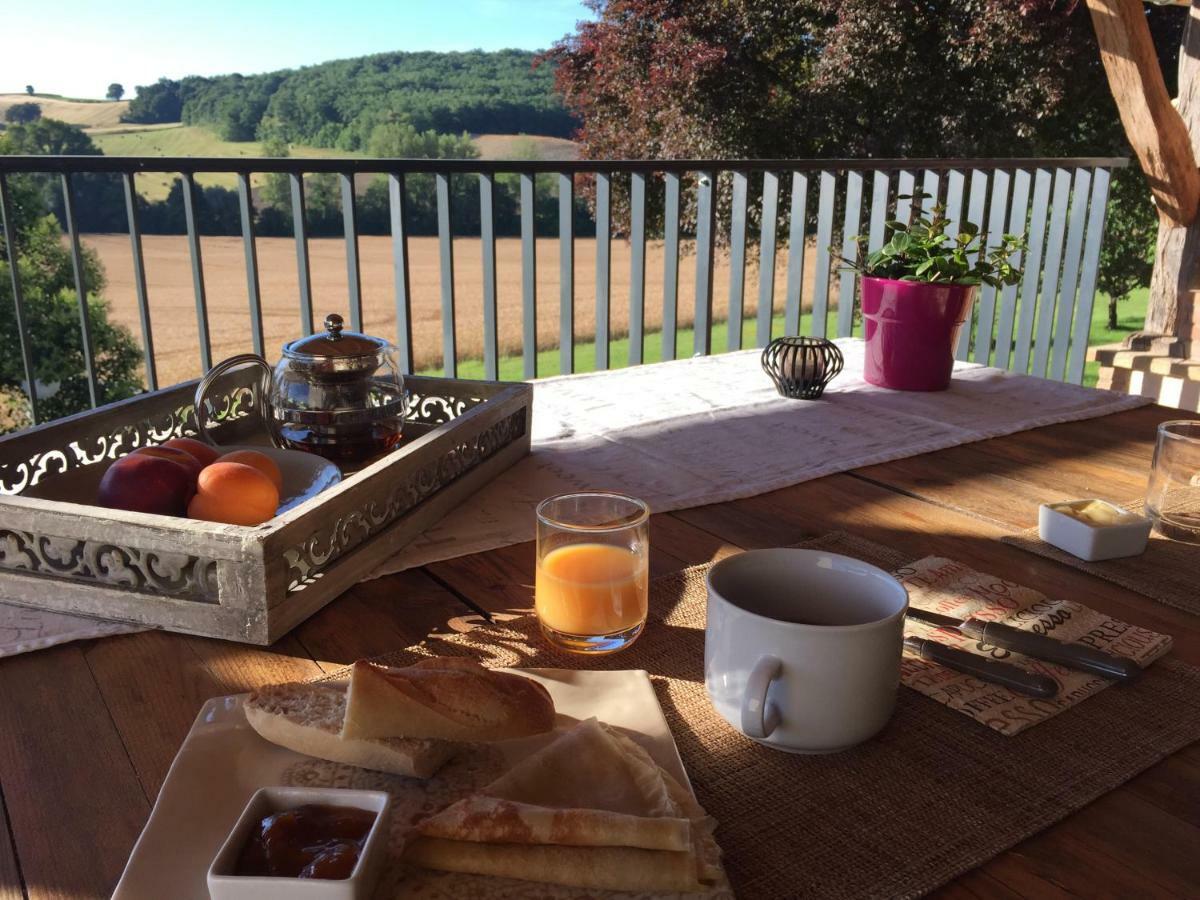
[1,0,593,99]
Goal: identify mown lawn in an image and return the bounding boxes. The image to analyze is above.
[421,289,1149,387]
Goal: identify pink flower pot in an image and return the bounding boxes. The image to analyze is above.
[860,277,977,391]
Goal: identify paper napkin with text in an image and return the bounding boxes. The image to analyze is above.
[895,556,1173,736]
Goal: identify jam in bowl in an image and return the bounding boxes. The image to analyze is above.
[207,786,391,899]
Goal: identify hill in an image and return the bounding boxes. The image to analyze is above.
[0,94,128,128]
[91,125,578,200]
[123,49,575,149]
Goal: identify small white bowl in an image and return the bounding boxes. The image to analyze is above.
[1038,500,1151,562]
[207,786,391,900]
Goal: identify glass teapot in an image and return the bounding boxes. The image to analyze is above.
[194,314,406,468]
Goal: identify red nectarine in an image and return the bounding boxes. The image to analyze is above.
[163,436,220,468]
[130,445,203,481]
[97,453,197,516]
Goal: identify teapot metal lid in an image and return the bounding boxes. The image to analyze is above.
[282,314,393,375]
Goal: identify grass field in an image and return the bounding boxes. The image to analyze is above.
[85,233,799,387]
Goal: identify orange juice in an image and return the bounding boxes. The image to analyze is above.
[535,543,649,636]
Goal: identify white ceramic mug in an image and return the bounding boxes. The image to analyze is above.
[704,548,908,753]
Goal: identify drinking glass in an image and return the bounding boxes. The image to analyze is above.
[535,491,650,654]
[1146,420,1200,544]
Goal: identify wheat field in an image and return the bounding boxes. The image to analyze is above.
[84,234,823,386]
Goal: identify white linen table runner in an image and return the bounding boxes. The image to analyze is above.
[371,339,1150,576]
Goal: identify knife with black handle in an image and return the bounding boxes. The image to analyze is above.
[904,636,1059,698]
[907,607,1142,683]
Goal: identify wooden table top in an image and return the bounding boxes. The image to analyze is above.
[1,403,1198,899]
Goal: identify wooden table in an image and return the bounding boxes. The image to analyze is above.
[0,403,1198,899]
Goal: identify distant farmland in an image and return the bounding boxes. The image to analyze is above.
[0,93,129,128]
[84,234,820,387]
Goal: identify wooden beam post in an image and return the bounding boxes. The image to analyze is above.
[1086,0,1200,226]
[1143,1,1200,349]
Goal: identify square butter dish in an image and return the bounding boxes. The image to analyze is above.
[1038,499,1151,562]
[207,786,391,900]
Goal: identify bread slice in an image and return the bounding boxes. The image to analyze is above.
[243,682,454,778]
[341,657,556,742]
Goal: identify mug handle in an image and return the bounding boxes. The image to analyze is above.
[193,354,276,448]
[741,655,782,739]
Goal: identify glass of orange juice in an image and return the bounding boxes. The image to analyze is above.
[535,491,650,654]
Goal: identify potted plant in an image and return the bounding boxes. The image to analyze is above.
[836,202,1025,391]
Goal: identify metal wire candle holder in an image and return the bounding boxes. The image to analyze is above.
[761,336,844,399]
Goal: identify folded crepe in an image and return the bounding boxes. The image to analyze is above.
[404,717,721,893]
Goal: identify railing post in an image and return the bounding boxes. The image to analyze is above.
[60,173,100,407]
[236,172,265,358]
[479,173,499,380]
[1068,167,1112,384]
[435,172,457,378]
[123,172,157,391]
[784,172,809,336]
[836,170,864,338]
[289,173,314,336]
[629,172,647,364]
[558,173,575,375]
[520,173,538,379]
[693,171,716,356]
[388,173,414,375]
[956,169,990,360]
[662,172,681,360]
[341,173,363,332]
[595,172,612,370]
[727,171,748,352]
[181,172,213,371]
[755,171,780,348]
[0,174,40,423]
[810,170,836,339]
[1050,168,1094,382]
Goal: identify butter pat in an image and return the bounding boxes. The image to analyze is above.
[1054,499,1140,527]
[1038,499,1151,562]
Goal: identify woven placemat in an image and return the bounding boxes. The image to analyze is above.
[335,532,1200,899]
[1002,499,1200,617]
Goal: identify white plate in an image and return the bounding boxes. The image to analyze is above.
[23,443,341,515]
[113,669,691,900]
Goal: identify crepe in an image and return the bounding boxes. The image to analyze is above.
[405,718,721,893]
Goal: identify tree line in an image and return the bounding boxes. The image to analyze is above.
[121,49,576,147]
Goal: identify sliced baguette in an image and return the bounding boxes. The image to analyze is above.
[243,682,454,778]
[341,657,556,742]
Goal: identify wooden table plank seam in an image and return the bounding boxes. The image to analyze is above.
[81,643,157,807]
[846,470,1023,530]
[0,781,28,900]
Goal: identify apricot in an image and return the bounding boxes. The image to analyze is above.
[187,461,280,526]
[130,445,203,481]
[98,453,196,516]
[163,436,220,468]
[218,449,283,492]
